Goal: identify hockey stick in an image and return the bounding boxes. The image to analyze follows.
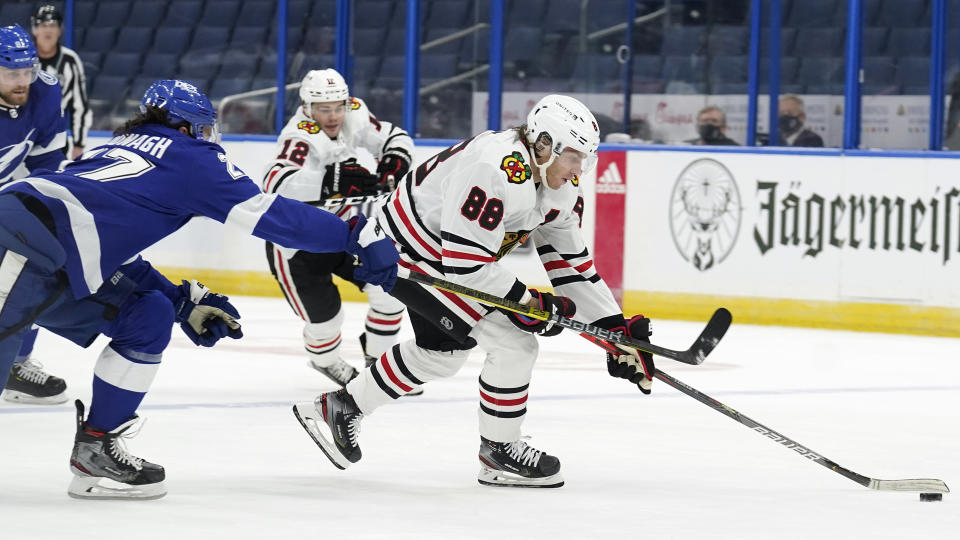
[584,336,950,493]
[400,269,731,366]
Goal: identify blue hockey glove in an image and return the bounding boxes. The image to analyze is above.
[346,214,399,292]
[504,289,576,336]
[174,280,243,347]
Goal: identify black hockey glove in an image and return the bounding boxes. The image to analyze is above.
[375,153,410,193]
[503,289,576,337]
[600,314,655,395]
[323,159,381,198]
[174,280,243,347]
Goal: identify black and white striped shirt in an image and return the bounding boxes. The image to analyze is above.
[39,46,91,150]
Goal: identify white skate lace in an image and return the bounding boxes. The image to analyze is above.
[346,412,363,447]
[13,359,51,385]
[108,419,146,470]
[505,437,542,468]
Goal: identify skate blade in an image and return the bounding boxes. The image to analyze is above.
[477,466,564,488]
[1,389,68,405]
[67,475,167,500]
[292,402,353,470]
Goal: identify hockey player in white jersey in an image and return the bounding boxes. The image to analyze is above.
[294,95,657,488]
[263,69,416,390]
[0,23,69,405]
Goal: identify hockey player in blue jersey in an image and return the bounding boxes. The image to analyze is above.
[0,79,399,500]
[0,23,70,405]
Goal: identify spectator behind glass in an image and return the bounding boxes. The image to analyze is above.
[778,94,823,147]
[686,105,738,146]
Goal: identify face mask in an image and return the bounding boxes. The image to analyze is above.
[779,114,801,135]
[698,124,723,142]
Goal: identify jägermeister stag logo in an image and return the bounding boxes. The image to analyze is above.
[670,159,742,271]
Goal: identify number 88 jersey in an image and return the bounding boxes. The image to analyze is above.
[379,129,590,326]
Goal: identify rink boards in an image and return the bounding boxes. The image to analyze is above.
[81,134,960,337]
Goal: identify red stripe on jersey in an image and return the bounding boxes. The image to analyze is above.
[543,259,571,271]
[264,167,281,193]
[399,261,483,321]
[306,334,341,350]
[367,316,403,325]
[543,258,594,273]
[276,252,306,320]
[393,197,442,259]
[479,390,528,407]
[380,357,413,392]
[442,249,495,263]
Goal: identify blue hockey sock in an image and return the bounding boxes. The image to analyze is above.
[14,326,38,362]
[87,345,160,431]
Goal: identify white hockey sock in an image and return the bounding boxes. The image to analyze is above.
[303,315,344,368]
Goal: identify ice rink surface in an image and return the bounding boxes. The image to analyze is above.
[1,296,958,539]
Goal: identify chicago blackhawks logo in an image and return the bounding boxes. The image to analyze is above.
[349,97,361,110]
[500,151,531,184]
[297,121,320,134]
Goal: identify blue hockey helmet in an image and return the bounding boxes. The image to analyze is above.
[0,24,40,77]
[140,79,220,143]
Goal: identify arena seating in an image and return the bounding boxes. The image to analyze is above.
[0,0,943,133]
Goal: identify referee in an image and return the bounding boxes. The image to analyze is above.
[31,4,91,159]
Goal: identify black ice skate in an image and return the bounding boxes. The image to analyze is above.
[359,334,423,396]
[3,359,68,404]
[478,436,564,488]
[68,400,166,500]
[308,356,358,387]
[292,389,363,469]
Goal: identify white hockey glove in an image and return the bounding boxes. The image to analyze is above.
[603,315,655,395]
[174,280,243,347]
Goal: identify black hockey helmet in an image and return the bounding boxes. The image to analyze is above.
[31,5,64,28]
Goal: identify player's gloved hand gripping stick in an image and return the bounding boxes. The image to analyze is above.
[398,268,731,366]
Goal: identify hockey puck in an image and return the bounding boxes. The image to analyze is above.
[919,493,943,502]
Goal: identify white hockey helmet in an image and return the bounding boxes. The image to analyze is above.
[299,68,349,106]
[525,94,601,177]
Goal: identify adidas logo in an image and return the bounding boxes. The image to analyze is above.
[596,162,626,194]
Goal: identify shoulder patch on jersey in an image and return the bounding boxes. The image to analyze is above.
[349,97,361,110]
[500,151,532,184]
[37,70,58,85]
[297,120,320,134]
[498,230,531,260]
[570,174,579,186]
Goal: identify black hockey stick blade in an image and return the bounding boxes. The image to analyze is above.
[653,368,950,494]
[401,270,731,365]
